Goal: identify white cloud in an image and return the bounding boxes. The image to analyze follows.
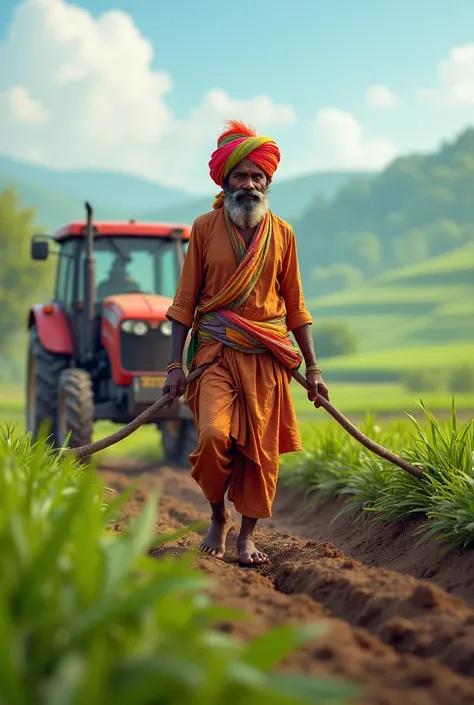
[0,86,50,125]
[0,0,295,192]
[366,84,399,109]
[419,44,474,106]
[310,108,397,170]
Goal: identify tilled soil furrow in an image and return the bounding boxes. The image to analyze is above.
[101,466,474,705]
[259,536,474,678]
[201,558,474,705]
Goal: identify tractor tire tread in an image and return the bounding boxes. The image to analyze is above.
[59,368,94,449]
[27,326,69,444]
[161,419,198,468]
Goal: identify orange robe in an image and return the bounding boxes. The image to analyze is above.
[166,207,312,519]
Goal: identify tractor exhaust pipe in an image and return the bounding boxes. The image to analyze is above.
[83,201,95,361]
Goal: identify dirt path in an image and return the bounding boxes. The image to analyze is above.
[100,460,474,705]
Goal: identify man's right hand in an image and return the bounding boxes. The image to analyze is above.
[162,367,186,407]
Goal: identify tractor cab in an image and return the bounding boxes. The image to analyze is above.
[26,203,197,466]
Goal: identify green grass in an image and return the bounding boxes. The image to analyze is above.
[0,386,163,462]
[3,381,473,463]
[292,381,474,418]
[0,426,359,705]
[317,342,474,383]
[281,401,474,549]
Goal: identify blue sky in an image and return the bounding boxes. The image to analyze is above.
[0,0,473,193]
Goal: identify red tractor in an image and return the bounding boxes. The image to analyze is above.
[26,202,197,466]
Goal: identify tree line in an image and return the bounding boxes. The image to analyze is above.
[0,188,54,375]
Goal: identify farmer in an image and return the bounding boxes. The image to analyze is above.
[164,119,329,566]
[97,256,141,300]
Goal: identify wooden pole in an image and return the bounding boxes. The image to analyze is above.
[67,365,423,478]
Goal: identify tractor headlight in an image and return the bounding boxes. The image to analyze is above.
[133,321,149,336]
[160,321,172,336]
[120,320,149,336]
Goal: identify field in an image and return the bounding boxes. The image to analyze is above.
[3,398,474,705]
[316,342,474,383]
[2,341,474,705]
[309,242,474,357]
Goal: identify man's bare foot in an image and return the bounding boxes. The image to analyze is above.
[200,509,231,560]
[236,537,269,566]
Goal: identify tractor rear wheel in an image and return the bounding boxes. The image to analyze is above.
[160,419,197,468]
[26,326,69,446]
[57,368,94,462]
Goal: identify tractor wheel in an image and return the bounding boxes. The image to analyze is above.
[26,326,69,446]
[160,419,198,468]
[56,368,94,463]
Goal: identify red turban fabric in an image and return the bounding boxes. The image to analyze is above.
[208,120,281,209]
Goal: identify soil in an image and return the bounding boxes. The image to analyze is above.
[100,458,474,705]
[272,486,474,609]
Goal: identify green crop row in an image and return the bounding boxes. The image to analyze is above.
[0,423,359,705]
[280,401,474,549]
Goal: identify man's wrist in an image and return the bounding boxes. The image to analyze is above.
[167,362,183,371]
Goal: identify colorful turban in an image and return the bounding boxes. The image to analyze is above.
[208,120,281,209]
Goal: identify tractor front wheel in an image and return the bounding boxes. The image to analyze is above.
[26,326,69,446]
[57,368,94,462]
[160,419,197,468]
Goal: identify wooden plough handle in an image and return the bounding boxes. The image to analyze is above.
[67,364,423,478]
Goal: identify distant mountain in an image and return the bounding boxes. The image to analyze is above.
[0,156,191,215]
[0,155,375,229]
[0,172,131,230]
[140,171,375,223]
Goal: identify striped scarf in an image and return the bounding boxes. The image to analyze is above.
[186,210,302,370]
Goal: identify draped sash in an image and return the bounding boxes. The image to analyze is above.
[186,211,302,370]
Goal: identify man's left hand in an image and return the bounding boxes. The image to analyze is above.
[306,372,330,408]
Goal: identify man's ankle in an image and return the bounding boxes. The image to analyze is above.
[210,502,228,524]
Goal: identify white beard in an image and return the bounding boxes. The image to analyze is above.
[224,187,269,228]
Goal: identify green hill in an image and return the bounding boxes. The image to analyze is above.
[310,241,474,350]
[309,242,474,383]
[295,127,474,298]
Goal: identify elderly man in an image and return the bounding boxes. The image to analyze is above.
[164,120,329,566]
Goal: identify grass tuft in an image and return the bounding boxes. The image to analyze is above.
[281,399,474,549]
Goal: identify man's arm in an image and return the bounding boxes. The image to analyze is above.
[165,222,203,338]
[292,324,329,407]
[163,223,203,402]
[292,323,318,369]
[161,319,190,404]
[169,319,190,366]
[279,228,329,407]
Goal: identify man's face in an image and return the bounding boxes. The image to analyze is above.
[224,158,269,229]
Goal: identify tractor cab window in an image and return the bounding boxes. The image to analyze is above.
[77,236,181,304]
[55,238,78,310]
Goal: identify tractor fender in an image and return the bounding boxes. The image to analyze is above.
[28,304,73,355]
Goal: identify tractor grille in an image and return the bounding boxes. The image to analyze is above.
[120,329,170,372]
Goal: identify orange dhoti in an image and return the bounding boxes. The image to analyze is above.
[166,207,313,520]
[186,346,302,519]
